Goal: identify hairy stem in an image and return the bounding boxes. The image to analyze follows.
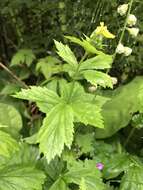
[67,53,87,103]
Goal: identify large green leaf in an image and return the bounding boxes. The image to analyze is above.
[0,130,19,158]
[95,76,143,138]
[120,165,143,190]
[0,103,22,137]
[80,54,113,70]
[103,153,132,179]
[54,40,78,66]
[38,103,74,163]
[0,164,46,190]
[14,83,103,162]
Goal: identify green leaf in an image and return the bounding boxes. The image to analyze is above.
[11,49,36,67]
[75,133,94,154]
[14,83,103,162]
[65,36,102,54]
[64,160,105,190]
[14,86,61,113]
[95,76,143,138]
[80,54,113,70]
[1,84,20,95]
[0,130,19,158]
[120,165,143,190]
[0,164,46,190]
[60,82,103,128]
[38,103,74,163]
[6,143,40,166]
[36,56,62,79]
[103,153,132,179]
[83,70,113,88]
[72,102,104,128]
[49,178,69,190]
[54,40,78,66]
[0,103,22,137]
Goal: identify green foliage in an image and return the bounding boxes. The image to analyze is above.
[0,103,22,138]
[11,49,36,67]
[14,82,104,162]
[64,160,105,190]
[54,40,78,66]
[0,165,45,190]
[36,56,62,79]
[95,77,143,138]
[0,1,143,189]
[49,178,68,190]
[38,103,74,162]
[120,165,143,190]
[0,130,19,158]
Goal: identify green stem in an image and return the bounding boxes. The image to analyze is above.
[67,53,87,103]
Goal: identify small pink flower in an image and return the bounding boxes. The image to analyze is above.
[96,163,104,170]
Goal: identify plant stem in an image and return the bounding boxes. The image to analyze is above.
[0,62,29,89]
[67,53,87,103]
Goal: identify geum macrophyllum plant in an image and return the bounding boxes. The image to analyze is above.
[14,22,115,163]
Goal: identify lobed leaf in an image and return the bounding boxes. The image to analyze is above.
[13,86,61,113]
[54,40,78,66]
[0,103,22,138]
[0,164,46,190]
[38,103,74,163]
[0,130,19,158]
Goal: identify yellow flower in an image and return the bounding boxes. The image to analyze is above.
[95,22,115,39]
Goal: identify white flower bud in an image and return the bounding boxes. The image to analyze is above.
[111,77,118,85]
[127,14,137,26]
[88,85,97,93]
[124,47,132,56]
[116,43,125,54]
[117,4,128,16]
[127,27,139,37]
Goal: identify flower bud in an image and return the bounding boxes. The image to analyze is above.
[117,4,128,16]
[116,43,125,54]
[127,27,139,37]
[127,14,137,26]
[124,47,132,56]
[111,77,118,85]
[88,85,97,93]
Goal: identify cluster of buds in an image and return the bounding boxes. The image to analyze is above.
[116,43,132,56]
[116,3,139,56]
